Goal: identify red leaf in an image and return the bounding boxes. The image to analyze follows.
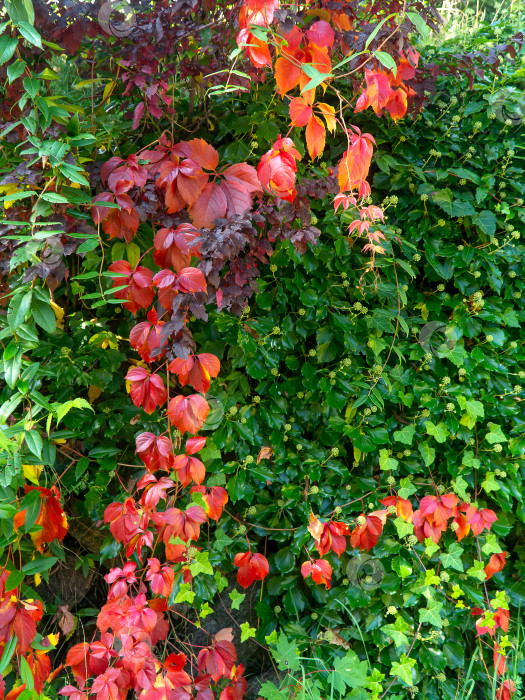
[108,260,154,315]
[306,21,334,48]
[129,309,165,364]
[172,454,206,487]
[220,180,253,219]
[23,486,68,553]
[152,269,179,312]
[167,395,209,434]
[174,139,219,171]
[354,70,392,116]
[222,163,262,194]
[132,102,145,130]
[189,182,228,229]
[384,88,408,121]
[301,559,332,588]
[186,436,206,455]
[233,551,269,588]
[14,608,37,652]
[168,353,220,394]
[177,267,207,293]
[349,511,386,552]
[337,127,375,193]
[191,485,228,520]
[126,367,167,414]
[257,137,301,202]
[485,552,506,581]
[153,224,201,272]
[135,433,172,472]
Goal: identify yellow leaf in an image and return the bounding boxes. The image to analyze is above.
[34,573,42,586]
[53,439,67,444]
[353,446,361,464]
[88,385,102,402]
[47,633,60,647]
[22,463,43,484]
[102,80,117,103]
[50,300,64,329]
[304,8,331,21]
[318,103,336,133]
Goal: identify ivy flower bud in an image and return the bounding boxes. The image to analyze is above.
[356,515,367,526]
[387,605,397,615]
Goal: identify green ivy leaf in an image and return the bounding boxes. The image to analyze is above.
[274,633,301,672]
[482,534,503,556]
[424,421,450,443]
[419,597,443,628]
[466,560,487,581]
[439,543,464,572]
[418,441,435,467]
[240,622,256,642]
[394,517,413,538]
[393,425,415,446]
[390,654,416,686]
[382,618,410,648]
[229,589,246,611]
[379,448,398,471]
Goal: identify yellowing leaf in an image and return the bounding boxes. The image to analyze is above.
[318,102,336,132]
[88,385,102,402]
[102,80,117,102]
[22,463,43,484]
[50,300,64,329]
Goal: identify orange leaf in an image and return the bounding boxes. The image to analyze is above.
[305,114,325,159]
[317,102,336,132]
[167,395,209,434]
[275,56,302,96]
[289,95,313,127]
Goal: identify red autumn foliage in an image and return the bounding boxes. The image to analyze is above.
[258,137,301,202]
[91,192,140,244]
[167,394,210,434]
[191,486,229,521]
[301,559,332,589]
[135,432,173,472]
[125,367,167,415]
[484,552,507,580]
[14,486,68,553]
[108,261,154,315]
[168,353,220,394]
[129,309,165,364]
[350,511,387,552]
[153,223,201,271]
[233,552,269,588]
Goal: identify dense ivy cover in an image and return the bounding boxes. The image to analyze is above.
[0,1,524,700]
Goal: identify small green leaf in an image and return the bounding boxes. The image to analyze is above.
[407,11,430,39]
[394,517,413,538]
[424,421,450,443]
[393,425,415,446]
[419,597,443,628]
[418,441,435,467]
[240,622,256,642]
[439,543,464,572]
[390,654,416,686]
[24,429,43,459]
[466,560,487,581]
[229,589,246,611]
